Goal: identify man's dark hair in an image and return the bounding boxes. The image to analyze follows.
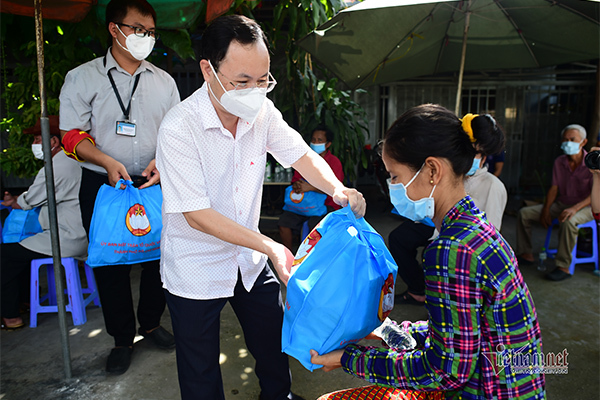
[105,0,157,31]
[314,125,334,143]
[200,15,270,70]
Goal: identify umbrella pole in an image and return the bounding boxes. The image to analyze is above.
[34,0,73,380]
[454,0,472,116]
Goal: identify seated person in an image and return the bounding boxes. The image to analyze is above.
[485,150,505,177]
[517,124,593,281]
[278,126,343,250]
[311,105,544,399]
[391,126,507,306]
[1,116,88,329]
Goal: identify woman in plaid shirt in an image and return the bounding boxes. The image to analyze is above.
[311,104,545,400]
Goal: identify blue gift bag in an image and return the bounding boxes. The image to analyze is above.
[87,179,162,267]
[282,185,327,217]
[2,207,43,243]
[282,206,398,371]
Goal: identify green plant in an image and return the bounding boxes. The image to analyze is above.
[266,0,369,183]
[1,12,104,177]
[0,9,197,178]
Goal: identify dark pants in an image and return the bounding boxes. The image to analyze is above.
[1,243,46,318]
[388,220,435,296]
[165,267,292,400]
[79,168,166,347]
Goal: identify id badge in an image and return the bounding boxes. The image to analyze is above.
[116,121,136,137]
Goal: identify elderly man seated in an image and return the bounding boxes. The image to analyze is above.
[516,124,593,281]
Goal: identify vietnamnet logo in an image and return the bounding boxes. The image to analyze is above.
[482,344,569,376]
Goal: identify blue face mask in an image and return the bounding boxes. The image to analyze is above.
[560,140,581,156]
[466,156,481,176]
[310,142,327,154]
[387,165,436,227]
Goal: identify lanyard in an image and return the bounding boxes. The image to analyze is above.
[105,57,141,121]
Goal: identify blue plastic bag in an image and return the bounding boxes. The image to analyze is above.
[2,207,43,243]
[282,206,398,371]
[282,185,327,216]
[87,179,162,267]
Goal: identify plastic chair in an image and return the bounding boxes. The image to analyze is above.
[544,218,599,274]
[30,257,101,327]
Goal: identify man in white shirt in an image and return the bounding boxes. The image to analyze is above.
[156,15,366,400]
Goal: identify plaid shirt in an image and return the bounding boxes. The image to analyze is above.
[342,197,546,399]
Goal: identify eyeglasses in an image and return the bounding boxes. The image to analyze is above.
[218,70,277,93]
[116,23,160,40]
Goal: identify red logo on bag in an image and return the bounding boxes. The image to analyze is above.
[125,204,152,236]
[292,227,322,266]
[378,273,395,321]
[289,191,304,204]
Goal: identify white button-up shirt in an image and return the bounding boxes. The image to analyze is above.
[156,84,309,299]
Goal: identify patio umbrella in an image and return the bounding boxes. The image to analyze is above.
[298,0,600,112]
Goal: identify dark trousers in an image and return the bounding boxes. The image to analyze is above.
[388,220,435,296]
[79,168,166,347]
[1,243,46,318]
[165,267,292,400]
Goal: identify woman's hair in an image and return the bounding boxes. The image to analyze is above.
[383,104,505,176]
[200,15,270,71]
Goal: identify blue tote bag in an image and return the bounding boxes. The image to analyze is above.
[282,185,327,216]
[87,179,162,267]
[282,206,398,371]
[2,207,43,243]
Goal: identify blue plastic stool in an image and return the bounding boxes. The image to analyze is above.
[544,219,599,274]
[30,257,101,327]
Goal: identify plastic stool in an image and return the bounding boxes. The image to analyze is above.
[30,257,101,327]
[544,219,599,274]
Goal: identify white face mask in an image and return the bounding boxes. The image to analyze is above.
[116,25,155,61]
[31,144,44,160]
[207,61,267,124]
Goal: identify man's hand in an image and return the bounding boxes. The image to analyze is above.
[540,207,552,229]
[140,159,160,189]
[310,349,344,372]
[104,159,132,188]
[332,188,366,218]
[2,192,21,209]
[559,206,578,223]
[264,240,295,285]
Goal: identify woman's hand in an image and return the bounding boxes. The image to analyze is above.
[310,349,344,372]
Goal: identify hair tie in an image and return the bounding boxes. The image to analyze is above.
[460,113,479,143]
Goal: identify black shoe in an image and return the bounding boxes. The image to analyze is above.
[106,347,133,374]
[258,392,305,400]
[517,256,534,266]
[138,326,175,349]
[546,268,572,281]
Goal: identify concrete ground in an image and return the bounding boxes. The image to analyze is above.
[1,185,599,399]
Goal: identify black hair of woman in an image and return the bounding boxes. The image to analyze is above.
[383,104,505,177]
